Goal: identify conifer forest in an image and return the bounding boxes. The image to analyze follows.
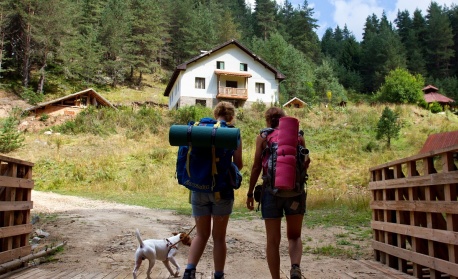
[1,0,458,105]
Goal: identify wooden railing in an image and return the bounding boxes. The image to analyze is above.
[217,87,248,100]
[0,155,34,268]
[369,145,458,278]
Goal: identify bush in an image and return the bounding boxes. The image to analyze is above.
[429,102,443,113]
[377,68,424,104]
[169,105,212,124]
[0,117,24,153]
[20,87,44,105]
[39,114,49,121]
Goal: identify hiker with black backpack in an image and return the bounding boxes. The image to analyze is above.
[181,101,243,279]
[246,107,310,279]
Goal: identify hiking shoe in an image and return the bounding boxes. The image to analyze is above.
[214,273,224,279]
[182,268,196,279]
[290,265,302,279]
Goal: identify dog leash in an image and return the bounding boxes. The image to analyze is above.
[166,225,196,251]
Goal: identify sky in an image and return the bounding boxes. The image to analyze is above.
[245,0,456,41]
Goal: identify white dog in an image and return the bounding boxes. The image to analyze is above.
[133,229,192,279]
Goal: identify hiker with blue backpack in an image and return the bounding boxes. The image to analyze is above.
[177,101,243,279]
[246,107,310,279]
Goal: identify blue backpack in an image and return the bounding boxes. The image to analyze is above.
[176,118,241,193]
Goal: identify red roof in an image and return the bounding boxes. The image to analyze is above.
[424,92,454,103]
[419,131,458,154]
[422,85,439,92]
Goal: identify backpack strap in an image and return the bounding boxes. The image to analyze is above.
[185,123,196,177]
[211,121,221,191]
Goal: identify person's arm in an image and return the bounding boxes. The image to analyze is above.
[233,138,243,170]
[246,135,264,210]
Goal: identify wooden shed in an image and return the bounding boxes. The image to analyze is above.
[283,97,306,108]
[24,88,116,117]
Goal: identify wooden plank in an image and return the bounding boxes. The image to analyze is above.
[370,201,458,214]
[0,156,34,167]
[369,171,458,190]
[0,201,33,212]
[9,267,44,279]
[372,241,458,277]
[0,246,31,265]
[0,177,34,189]
[369,146,458,171]
[0,224,32,238]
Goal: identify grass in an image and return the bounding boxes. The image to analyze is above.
[5,86,458,259]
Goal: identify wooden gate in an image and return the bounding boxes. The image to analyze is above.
[369,145,458,278]
[0,155,34,268]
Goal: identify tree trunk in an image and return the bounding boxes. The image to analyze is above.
[0,11,4,78]
[137,70,142,86]
[22,5,33,88]
[38,63,47,94]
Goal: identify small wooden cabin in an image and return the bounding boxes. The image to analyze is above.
[24,88,115,117]
[283,97,306,108]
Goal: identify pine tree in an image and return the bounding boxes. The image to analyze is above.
[253,0,277,40]
[129,0,168,85]
[425,2,454,78]
[449,4,458,76]
[32,0,76,93]
[99,0,133,86]
[0,116,24,153]
[376,107,401,149]
[284,0,320,63]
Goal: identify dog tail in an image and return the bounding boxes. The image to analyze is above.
[135,228,144,248]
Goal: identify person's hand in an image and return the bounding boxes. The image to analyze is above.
[246,197,254,211]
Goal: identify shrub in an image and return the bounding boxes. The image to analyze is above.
[39,114,49,121]
[0,117,24,153]
[377,68,424,104]
[169,105,212,124]
[429,102,443,113]
[20,87,44,105]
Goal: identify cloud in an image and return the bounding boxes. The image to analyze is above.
[331,0,384,41]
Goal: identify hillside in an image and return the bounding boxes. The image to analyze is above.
[3,95,458,213]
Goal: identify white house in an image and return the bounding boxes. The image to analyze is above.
[163,39,285,109]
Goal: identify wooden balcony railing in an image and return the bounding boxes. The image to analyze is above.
[217,87,248,100]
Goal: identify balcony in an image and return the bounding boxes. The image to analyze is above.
[217,87,248,100]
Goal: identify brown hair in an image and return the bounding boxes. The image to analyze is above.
[265,107,285,128]
[214,101,235,122]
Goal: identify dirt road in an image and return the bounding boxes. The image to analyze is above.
[21,191,412,279]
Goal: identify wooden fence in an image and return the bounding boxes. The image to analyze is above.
[369,145,458,278]
[0,155,34,267]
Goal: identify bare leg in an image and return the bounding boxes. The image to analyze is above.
[212,214,230,272]
[264,218,282,279]
[187,215,211,265]
[286,214,304,265]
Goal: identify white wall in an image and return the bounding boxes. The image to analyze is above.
[171,44,279,108]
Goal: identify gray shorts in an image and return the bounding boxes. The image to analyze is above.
[191,191,234,217]
[261,188,306,219]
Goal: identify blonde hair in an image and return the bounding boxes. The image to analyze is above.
[214,101,235,122]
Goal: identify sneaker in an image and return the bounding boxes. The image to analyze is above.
[182,268,196,279]
[214,273,225,279]
[290,265,302,279]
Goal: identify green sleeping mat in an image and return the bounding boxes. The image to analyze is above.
[169,125,240,149]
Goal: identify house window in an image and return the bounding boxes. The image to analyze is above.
[226,81,237,88]
[217,61,225,70]
[196,99,206,106]
[240,63,248,71]
[195,77,205,89]
[255,82,265,94]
